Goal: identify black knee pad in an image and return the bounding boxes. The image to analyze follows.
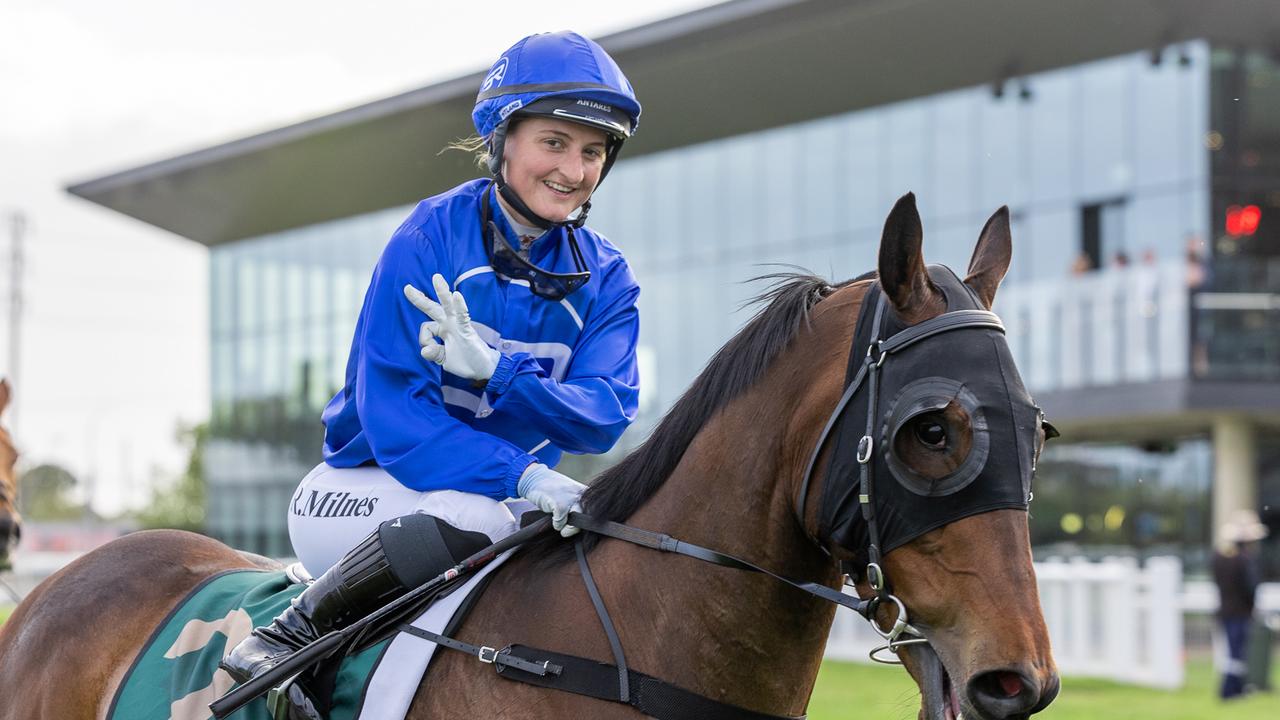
[376,514,492,589]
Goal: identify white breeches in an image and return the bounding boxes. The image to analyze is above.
[287,462,523,576]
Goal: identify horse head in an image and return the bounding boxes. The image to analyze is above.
[801,194,1058,719]
[0,380,20,569]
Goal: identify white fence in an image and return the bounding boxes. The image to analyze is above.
[826,556,1279,689]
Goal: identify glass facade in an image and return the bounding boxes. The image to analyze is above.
[208,46,1231,559]
[1031,439,1214,572]
[1197,48,1280,380]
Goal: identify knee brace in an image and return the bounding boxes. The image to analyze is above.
[377,513,493,589]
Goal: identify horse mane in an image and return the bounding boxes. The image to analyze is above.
[525,270,864,564]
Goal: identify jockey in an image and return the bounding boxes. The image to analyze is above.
[221,31,642,709]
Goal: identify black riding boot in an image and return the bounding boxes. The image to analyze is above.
[219,525,407,685]
[220,514,492,718]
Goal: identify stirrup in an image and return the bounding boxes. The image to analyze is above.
[266,673,323,720]
[284,562,315,585]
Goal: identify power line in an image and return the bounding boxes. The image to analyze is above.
[7,211,26,433]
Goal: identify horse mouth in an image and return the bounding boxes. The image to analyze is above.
[906,642,964,720]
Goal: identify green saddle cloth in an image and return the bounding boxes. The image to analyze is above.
[107,570,387,720]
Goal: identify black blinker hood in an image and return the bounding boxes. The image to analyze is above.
[817,266,1041,564]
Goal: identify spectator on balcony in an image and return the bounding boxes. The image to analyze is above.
[1185,234,1208,290]
[1212,509,1269,699]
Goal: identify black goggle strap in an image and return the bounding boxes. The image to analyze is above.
[482,184,591,298]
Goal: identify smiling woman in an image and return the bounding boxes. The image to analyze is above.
[499,118,609,226]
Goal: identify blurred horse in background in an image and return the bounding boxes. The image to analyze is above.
[0,380,20,570]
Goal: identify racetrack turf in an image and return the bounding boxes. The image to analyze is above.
[808,657,1279,719]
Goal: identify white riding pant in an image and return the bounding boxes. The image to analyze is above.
[287,462,523,576]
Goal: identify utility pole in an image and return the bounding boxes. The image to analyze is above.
[7,211,24,432]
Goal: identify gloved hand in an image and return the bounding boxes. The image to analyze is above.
[518,463,586,537]
[404,274,501,381]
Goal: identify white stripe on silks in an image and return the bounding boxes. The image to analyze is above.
[441,386,482,413]
[455,266,495,284]
[528,439,550,453]
[456,266,583,329]
[558,298,584,330]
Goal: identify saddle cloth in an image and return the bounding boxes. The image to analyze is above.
[106,551,512,720]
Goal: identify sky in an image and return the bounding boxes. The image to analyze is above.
[0,0,719,515]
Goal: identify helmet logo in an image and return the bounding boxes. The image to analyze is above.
[576,99,612,113]
[481,57,508,92]
[498,100,524,120]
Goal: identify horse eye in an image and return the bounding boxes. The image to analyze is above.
[914,419,947,449]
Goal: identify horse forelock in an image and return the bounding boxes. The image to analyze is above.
[523,271,866,565]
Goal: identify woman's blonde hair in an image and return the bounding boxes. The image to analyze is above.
[443,134,491,170]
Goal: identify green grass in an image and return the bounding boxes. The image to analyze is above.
[808,658,1280,719]
[0,605,10,625]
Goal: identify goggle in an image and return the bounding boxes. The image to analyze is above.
[482,186,590,301]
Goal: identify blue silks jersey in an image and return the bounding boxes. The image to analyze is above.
[322,179,640,499]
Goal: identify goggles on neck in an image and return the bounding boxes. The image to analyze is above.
[482,184,590,301]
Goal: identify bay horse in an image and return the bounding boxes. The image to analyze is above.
[0,379,19,570]
[0,195,1058,720]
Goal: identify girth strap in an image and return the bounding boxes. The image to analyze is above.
[568,512,874,619]
[495,644,807,720]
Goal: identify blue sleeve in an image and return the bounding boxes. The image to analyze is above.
[484,261,640,455]
[356,225,537,498]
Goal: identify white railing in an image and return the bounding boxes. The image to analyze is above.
[825,556,1276,689]
[995,261,1190,393]
[1035,556,1183,688]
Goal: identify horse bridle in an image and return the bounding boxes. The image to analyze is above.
[569,284,1006,665]
[794,286,1006,661]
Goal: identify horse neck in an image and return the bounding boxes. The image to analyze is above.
[608,333,848,713]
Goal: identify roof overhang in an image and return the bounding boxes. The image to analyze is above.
[68,0,1280,246]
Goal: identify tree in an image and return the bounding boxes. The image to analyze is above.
[135,422,207,532]
[18,463,84,521]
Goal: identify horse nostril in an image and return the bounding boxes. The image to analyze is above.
[996,671,1023,697]
[968,669,1039,718]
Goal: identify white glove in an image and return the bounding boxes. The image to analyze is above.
[518,463,586,537]
[404,274,501,381]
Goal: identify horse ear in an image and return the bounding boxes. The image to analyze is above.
[965,206,1012,309]
[878,193,941,320]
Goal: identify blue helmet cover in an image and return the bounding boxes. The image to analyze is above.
[473,31,641,139]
